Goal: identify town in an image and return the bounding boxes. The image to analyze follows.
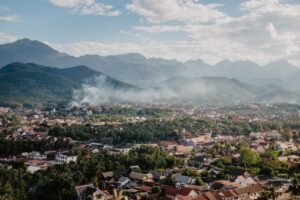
[1,103,300,200]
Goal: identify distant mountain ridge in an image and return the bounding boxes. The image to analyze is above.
[158,76,300,105]
[1,39,300,88]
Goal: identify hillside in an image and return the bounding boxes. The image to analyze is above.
[155,77,300,105]
[0,63,133,108]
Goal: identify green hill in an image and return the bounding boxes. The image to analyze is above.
[0,62,133,108]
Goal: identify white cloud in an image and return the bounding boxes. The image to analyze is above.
[133,25,182,33]
[240,0,280,10]
[0,32,19,44]
[126,0,227,23]
[265,23,278,39]
[49,0,120,16]
[127,0,300,65]
[0,15,20,22]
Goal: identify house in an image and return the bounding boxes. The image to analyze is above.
[276,141,297,151]
[28,151,47,160]
[102,171,114,180]
[234,176,256,188]
[217,190,238,200]
[264,178,292,199]
[167,145,194,155]
[176,175,192,185]
[117,177,131,188]
[151,171,166,180]
[26,160,48,173]
[182,134,212,148]
[136,185,152,194]
[75,184,110,200]
[278,155,300,164]
[212,180,239,190]
[124,181,138,189]
[129,165,140,171]
[195,192,219,200]
[197,190,239,200]
[129,172,153,182]
[234,184,265,200]
[165,186,198,199]
[55,151,78,163]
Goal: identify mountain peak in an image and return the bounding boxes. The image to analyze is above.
[215,59,232,66]
[3,38,57,52]
[185,59,207,65]
[264,59,298,69]
[0,38,63,67]
[109,53,148,63]
[14,38,32,43]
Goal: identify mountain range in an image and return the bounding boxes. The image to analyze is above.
[1,39,300,107]
[1,39,300,88]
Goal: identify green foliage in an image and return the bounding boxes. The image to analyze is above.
[0,63,133,108]
[290,174,300,195]
[240,147,259,167]
[48,119,184,144]
[195,176,204,186]
[0,146,184,200]
[129,146,184,170]
[0,138,70,156]
[152,186,161,194]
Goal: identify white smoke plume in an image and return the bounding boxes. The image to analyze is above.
[71,75,215,106]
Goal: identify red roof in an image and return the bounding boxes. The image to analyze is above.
[219,190,238,198]
[165,186,194,197]
[138,185,152,193]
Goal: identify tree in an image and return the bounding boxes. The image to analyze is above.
[152,186,161,194]
[290,174,300,195]
[195,176,204,186]
[240,147,259,168]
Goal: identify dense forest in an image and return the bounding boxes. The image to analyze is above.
[0,137,70,157]
[47,117,300,143]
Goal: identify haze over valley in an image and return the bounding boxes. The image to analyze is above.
[1,39,300,107]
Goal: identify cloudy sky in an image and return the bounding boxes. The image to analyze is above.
[0,0,300,65]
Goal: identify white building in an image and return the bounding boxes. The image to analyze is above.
[55,151,78,163]
[28,151,47,160]
[183,134,212,148]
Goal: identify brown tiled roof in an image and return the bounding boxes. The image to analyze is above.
[129,172,146,180]
[178,188,194,196]
[219,190,238,198]
[203,192,220,200]
[165,186,194,197]
[193,194,209,200]
[176,196,193,200]
[234,184,265,195]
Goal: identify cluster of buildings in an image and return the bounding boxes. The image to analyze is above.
[1,105,300,200]
[74,167,292,200]
[0,150,78,173]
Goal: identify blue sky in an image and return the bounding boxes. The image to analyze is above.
[0,0,300,65]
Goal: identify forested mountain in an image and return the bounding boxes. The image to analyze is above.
[0,62,134,108]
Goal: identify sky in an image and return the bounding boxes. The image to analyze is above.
[0,0,300,65]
